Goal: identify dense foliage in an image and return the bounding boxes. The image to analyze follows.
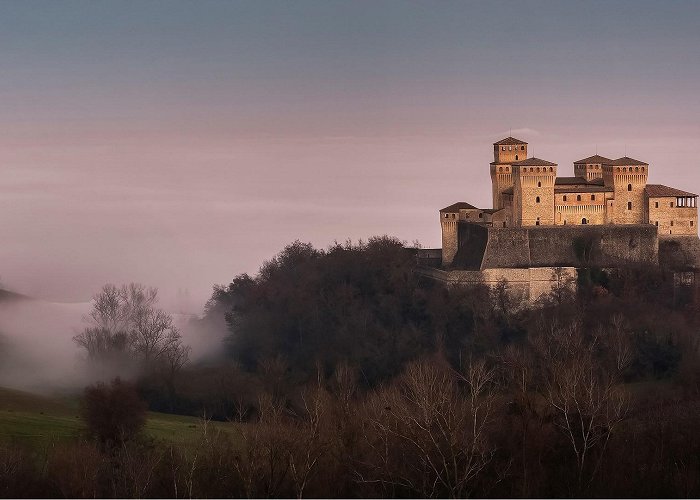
[4,236,700,497]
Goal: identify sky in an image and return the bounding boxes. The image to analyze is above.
[1,0,699,310]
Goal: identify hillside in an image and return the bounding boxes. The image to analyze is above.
[0,386,239,447]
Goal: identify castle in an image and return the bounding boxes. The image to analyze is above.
[441,137,698,267]
[416,136,700,303]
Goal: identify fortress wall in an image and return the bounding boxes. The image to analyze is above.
[416,266,577,306]
[658,236,700,270]
[475,224,658,269]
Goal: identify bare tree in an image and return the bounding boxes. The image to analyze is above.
[537,321,629,492]
[357,357,497,498]
[73,283,189,373]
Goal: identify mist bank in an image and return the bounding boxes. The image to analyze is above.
[0,290,222,393]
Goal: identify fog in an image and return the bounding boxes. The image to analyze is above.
[0,293,225,393]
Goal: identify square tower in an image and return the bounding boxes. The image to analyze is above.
[574,155,611,181]
[490,137,527,210]
[602,157,649,224]
[512,157,557,226]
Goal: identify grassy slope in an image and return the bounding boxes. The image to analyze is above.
[0,386,239,448]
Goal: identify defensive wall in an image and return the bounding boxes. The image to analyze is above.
[416,266,577,306]
[450,223,659,270]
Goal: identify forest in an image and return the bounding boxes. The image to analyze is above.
[2,236,700,498]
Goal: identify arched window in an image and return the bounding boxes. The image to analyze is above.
[515,155,519,160]
[536,196,540,203]
[536,217,540,226]
[627,184,632,191]
[582,218,588,225]
[550,167,554,172]
[563,195,567,201]
[521,146,525,151]
[577,195,581,201]
[591,194,595,201]
[628,202,632,210]
[501,146,506,151]
[537,181,541,187]
[498,167,503,172]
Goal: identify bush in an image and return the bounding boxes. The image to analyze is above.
[81,378,147,447]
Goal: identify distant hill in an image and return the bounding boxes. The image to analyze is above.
[0,288,32,303]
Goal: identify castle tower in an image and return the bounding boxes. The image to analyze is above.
[574,155,611,181]
[490,137,527,209]
[602,157,649,224]
[512,157,557,226]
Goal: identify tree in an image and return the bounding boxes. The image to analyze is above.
[73,283,189,374]
[82,378,147,447]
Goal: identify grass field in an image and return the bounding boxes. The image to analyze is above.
[0,386,240,448]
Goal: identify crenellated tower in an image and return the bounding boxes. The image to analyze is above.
[602,157,649,224]
[490,137,527,209]
[512,157,557,226]
[574,155,611,181]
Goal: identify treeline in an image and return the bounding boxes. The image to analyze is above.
[4,337,700,497]
[4,236,700,497]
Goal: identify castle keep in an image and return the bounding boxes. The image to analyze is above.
[441,137,698,266]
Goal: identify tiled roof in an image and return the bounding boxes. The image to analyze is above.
[645,184,697,198]
[440,202,477,212]
[494,136,528,145]
[574,155,613,164]
[605,156,649,166]
[512,157,557,167]
[555,176,589,185]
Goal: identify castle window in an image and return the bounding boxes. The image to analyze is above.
[628,202,632,210]
[537,181,541,187]
[582,218,588,225]
[627,184,632,191]
[671,220,674,226]
[503,222,507,227]
[521,146,525,150]
[444,214,449,218]
[655,221,658,226]
[478,213,483,218]
[451,214,455,219]
[536,196,540,203]
[501,146,505,151]
[536,217,540,226]
[671,202,674,207]
[591,194,595,201]
[515,155,518,160]
[550,167,553,172]
[508,146,512,151]
[577,195,581,201]
[655,202,659,208]
[563,195,567,201]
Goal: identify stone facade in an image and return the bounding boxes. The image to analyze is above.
[416,266,577,308]
[440,136,699,266]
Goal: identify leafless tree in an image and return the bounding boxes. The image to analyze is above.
[538,321,629,492]
[73,283,189,373]
[357,357,497,498]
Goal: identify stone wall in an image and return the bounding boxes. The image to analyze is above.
[658,236,700,270]
[416,266,577,306]
[450,223,659,270]
[648,198,698,236]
